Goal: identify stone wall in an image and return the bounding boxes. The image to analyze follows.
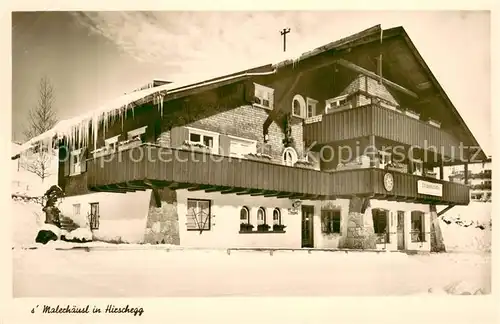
[339,196,377,249]
[143,188,180,245]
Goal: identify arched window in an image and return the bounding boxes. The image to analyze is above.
[282,147,298,166]
[257,207,266,225]
[273,208,281,225]
[292,94,306,118]
[240,206,250,224]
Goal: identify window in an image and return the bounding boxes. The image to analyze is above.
[127,126,147,142]
[89,202,99,230]
[379,151,392,170]
[292,94,306,118]
[325,95,349,112]
[411,211,425,242]
[411,159,423,176]
[257,207,266,225]
[321,210,341,234]
[73,204,81,217]
[282,147,298,166]
[70,148,82,176]
[105,136,120,151]
[273,208,281,225]
[240,206,250,224]
[186,199,211,231]
[306,98,318,118]
[229,136,257,158]
[254,83,274,110]
[372,209,389,243]
[186,127,219,154]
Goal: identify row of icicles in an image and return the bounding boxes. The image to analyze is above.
[34,92,165,155]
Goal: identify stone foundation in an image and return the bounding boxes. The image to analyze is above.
[429,205,446,252]
[143,188,180,245]
[339,196,377,249]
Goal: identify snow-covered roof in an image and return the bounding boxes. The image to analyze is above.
[14,67,277,156]
[13,24,386,158]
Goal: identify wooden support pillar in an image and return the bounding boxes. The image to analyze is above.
[439,162,444,180]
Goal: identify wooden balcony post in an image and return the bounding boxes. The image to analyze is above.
[368,135,377,168]
[439,161,444,180]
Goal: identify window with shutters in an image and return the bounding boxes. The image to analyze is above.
[186,127,219,154]
[253,83,274,110]
[70,148,82,176]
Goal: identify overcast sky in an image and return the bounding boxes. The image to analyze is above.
[11,11,491,155]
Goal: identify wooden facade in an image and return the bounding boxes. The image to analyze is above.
[84,144,469,205]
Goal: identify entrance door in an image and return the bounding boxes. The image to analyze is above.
[301,205,314,248]
[397,211,405,250]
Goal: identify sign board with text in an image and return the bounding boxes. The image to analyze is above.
[417,180,443,197]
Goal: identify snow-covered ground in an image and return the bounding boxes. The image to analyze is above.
[13,246,490,297]
[11,199,491,297]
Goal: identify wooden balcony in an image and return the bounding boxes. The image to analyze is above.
[303,104,463,160]
[84,144,469,205]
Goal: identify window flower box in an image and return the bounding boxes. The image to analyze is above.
[118,137,142,151]
[273,224,286,232]
[257,224,271,232]
[294,159,315,169]
[404,109,420,120]
[386,161,408,173]
[245,152,273,161]
[181,140,211,153]
[240,223,254,232]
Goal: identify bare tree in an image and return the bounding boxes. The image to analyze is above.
[22,76,58,183]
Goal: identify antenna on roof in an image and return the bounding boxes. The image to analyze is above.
[280,28,291,52]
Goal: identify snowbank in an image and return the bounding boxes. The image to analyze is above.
[12,199,44,247]
[91,219,148,244]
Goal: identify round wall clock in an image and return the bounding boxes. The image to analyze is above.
[383,172,394,192]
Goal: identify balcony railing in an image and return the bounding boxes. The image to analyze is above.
[82,144,470,205]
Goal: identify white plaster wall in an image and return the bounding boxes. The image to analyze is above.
[59,190,151,243]
[176,189,301,248]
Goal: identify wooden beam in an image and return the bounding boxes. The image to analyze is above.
[437,204,455,217]
[335,58,418,99]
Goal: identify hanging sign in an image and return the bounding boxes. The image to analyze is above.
[417,180,443,197]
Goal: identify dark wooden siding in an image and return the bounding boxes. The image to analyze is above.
[84,144,469,205]
[304,106,373,146]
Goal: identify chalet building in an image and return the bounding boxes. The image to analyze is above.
[18,25,487,251]
[449,158,492,202]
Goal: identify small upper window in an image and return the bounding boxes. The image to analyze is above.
[128,126,147,141]
[283,147,298,166]
[325,95,349,113]
[105,136,120,151]
[292,94,306,118]
[411,159,423,176]
[254,83,274,110]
